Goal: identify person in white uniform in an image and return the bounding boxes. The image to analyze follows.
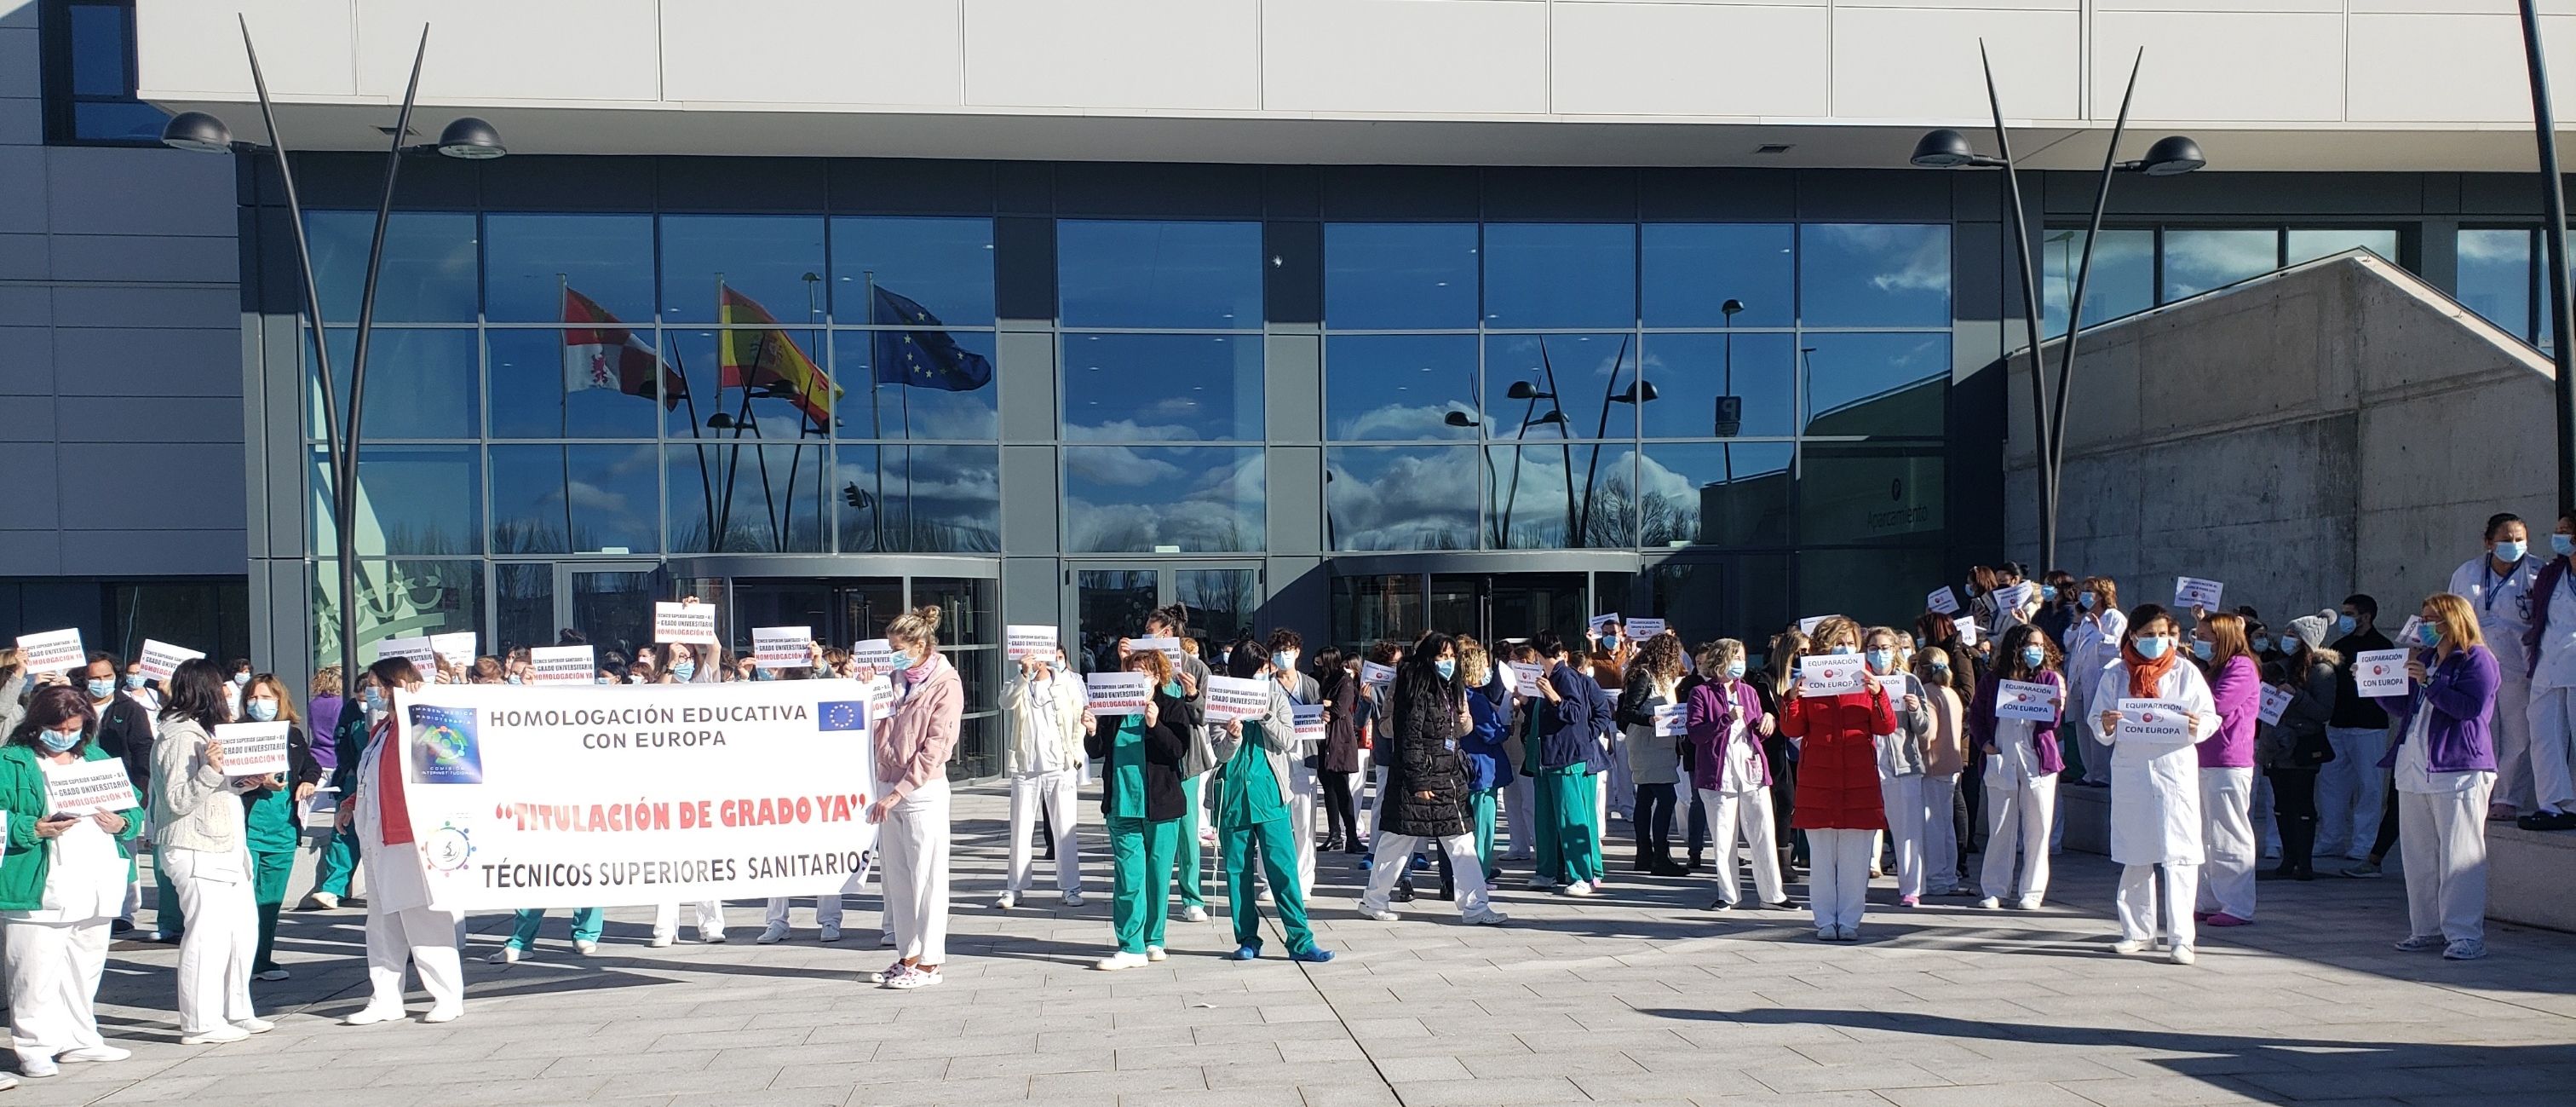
[2516,511,2576,833]
[338,657,464,1024]
[2065,577,2127,787]
[1265,630,1322,900]
[2089,605,2219,966]
[2381,594,2502,960]
[2,685,144,1082]
[1685,639,1785,910]
[1864,627,1934,907]
[2447,513,2539,822]
[1975,626,2067,910]
[996,648,1088,909]
[149,660,268,1044]
[645,639,729,946]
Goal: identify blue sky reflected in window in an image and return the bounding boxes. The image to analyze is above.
[1799,224,1951,328]
[1642,224,1794,328]
[1325,223,1478,330]
[832,329,999,441]
[487,443,662,555]
[1484,224,1635,328]
[1059,221,1261,329]
[1639,442,1791,548]
[486,214,654,325]
[306,211,479,324]
[831,216,996,326]
[2040,228,2153,337]
[1483,333,1637,441]
[1802,332,1950,438]
[1061,334,1262,441]
[659,215,826,324]
[1325,335,1477,441]
[1065,447,1265,552]
[1639,332,1794,440]
[1325,446,1479,551]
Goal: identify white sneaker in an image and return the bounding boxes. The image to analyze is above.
[233,1019,274,1035]
[1563,881,1595,897]
[818,924,842,943]
[0,1075,15,1090]
[2015,897,2043,911]
[756,922,791,945]
[423,1006,462,1023]
[573,940,599,956]
[879,931,897,948]
[1095,951,1149,972]
[995,891,1018,910]
[700,929,727,944]
[343,1006,404,1026]
[20,1055,57,1079]
[485,946,522,965]
[1814,927,1837,942]
[1837,925,1860,942]
[648,933,676,948]
[1462,908,1509,926]
[180,1026,250,1046]
[1357,906,1398,922]
[2112,939,2145,954]
[1145,946,1167,962]
[2168,945,2197,966]
[1063,891,1086,908]
[58,1045,129,1063]
[1182,905,1209,923]
[880,965,941,990]
[1977,897,2001,909]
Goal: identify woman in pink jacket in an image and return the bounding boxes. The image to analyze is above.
[2191,612,2263,928]
[867,606,962,991]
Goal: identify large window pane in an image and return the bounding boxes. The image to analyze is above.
[308,328,480,440]
[487,328,666,439]
[1795,546,1944,631]
[305,211,480,324]
[1485,445,1633,549]
[1641,223,1794,328]
[72,101,166,143]
[313,559,485,669]
[658,216,827,324]
[666,444,826,554]
[833,444,1000,553]
[658,329,834,439]
[1325,446,1478,551]
[494,563,555,658]
[488,444,661,556]
[1325,335,1478,441]
[1797,445,1944,545]
[1483,224,1634,328]
[2458,228,2536,343]
[1640,442,1791,548]
[66,3,130,96]
[1800,332,1949,438]
[2286,228,2400,268]
[2041,228,2154,337]
[1484,333,1638,442]
[485,214,654,324]
[1064,447,1264,553]
[2163,229,2277,301]
[1061,334,1262,441]
[1058,221,1262,329]
[1332,574,1424,655]
[831,216,997,326]
[831,328,998,441]
[311,446,482,556]
[1649,556,1791,654]
[1639,332,1795,440]
[1324,223,1479,330]
[1175,570,1261,649]
[1799,224,1951,328]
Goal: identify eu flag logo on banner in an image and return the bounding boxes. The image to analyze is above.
[408,705,483,784]
[871,286,994,393]
[819,701,869,733]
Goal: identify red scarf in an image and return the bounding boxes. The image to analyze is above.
[2122,639,2179,699]
[371,716,414,845]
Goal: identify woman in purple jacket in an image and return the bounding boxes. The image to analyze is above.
[1969,626,2065,910]
[1685,639,1785,911]
[2191,613,2263,927]
[2377,593,2500,960]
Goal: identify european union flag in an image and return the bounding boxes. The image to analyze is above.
[818,701,869,733]
[871,286,994,393]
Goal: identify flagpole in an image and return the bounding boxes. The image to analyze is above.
[865,271,885,552]
[555,275,578,545]
[666,329,718,549]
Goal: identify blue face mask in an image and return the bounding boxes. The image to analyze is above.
[595,676,611,685]
[2135,637,2172,660]
[232,672,250,687]
[1272,652,1295,672]
[1830,644,1855,656]
[2556,534,2574,558]
[670,660,695,682]
[504,674,523,685]
[84,678,115,700]
[1866,649,1895,672]
[1435,659,1457,680]
[2417,621,2443,649]
[2497,539,2529,563]
[2337,614,2357,635]
[1725,662,1747,679]
[122,673,144,690]
[361,689,385,714]
[2190,639,2214,661]
[2079,592,2095,611]
[2041,585,2058,602]
[2021,646,2046,668]
[39,728,81,753]
[246,699,278,723]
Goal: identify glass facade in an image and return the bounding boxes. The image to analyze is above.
[2041,224,2404,336]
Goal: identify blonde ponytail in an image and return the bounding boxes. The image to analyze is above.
[888,604,944,650]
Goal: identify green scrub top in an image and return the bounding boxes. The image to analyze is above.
[1218,721,1285,827]
[243,783,299,852]
[1110,713,1147,822]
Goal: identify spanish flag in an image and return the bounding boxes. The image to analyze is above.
[717,285,841,428]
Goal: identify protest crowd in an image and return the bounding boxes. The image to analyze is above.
[1,510,2567,1085]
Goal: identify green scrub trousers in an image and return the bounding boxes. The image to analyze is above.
[1536,766,1603,885]
[313,825,360,897]
[1107,816,1180,954]
[244,784,300,972]
[1469,787,1502,881]
[509,908,605,950]
[1175,774,1206,909]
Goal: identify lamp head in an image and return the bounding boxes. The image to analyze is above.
[1527,410,1568,427]
[1443,411,1481,429]
[1614,382,1659,404]
[1505,380,1550,401]
[1910,129,1982,169]
[705,413,739,430]
[1720,298,1745,317]
[434,117,507,160]
[2133,135,2205,176]
[160,112,235,154]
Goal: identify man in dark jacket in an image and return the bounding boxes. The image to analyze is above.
[1354,634,1505,925]
[2322,592,2397,867]
[1530,632,1615,895]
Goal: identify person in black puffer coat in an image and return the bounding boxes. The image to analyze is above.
[1354,632,1508,926]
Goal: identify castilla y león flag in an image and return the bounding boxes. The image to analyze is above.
[561,287,687,410]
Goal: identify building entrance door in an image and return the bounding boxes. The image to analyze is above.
[1428,573,1589,645]
[561,562,660,661]
[1067,562,1266,671]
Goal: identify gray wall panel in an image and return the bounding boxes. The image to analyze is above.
[0,395,54,441]
[997,329,1056,444]
[47,234,239,285]
[60,442,244,528]
[0,326,51,393]
[1267,444,1322,557]
[55,395,242,443]
[52,326,241,395]
[60,528,247,575]
[0,443,58,529]
[0,529,60,575]
[0,232,47,280]
[50,285,239,330]
[1000,443,1058,556]
[1002,555,1057,634]
[44,147,236,237]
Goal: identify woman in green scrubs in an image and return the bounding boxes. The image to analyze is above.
[1087,649,1196,972]
[236,674,320,981]
[1213,647,1332,963]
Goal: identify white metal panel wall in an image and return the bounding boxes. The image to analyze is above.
[1550,2,1830,117]
[1265,0,1550,115]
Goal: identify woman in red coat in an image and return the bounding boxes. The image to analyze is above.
[1780,616,1900,942]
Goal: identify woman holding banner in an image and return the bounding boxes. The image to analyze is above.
[238,674,319,981]
[868,606,963,990]
[1779,617,1899,941]
[2375,594,2498,960]
[152,659,267,1043]
[1088,648,1196,971]
[1214,649,1332,962]
[2,684,145,1080]
[340,656,465,1023]
[1969,626,2065,911]
[1686,639,1784,911]
[2089,605,2218,965]
[647,641,728,947]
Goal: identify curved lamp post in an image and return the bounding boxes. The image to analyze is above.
[163,18,503,695]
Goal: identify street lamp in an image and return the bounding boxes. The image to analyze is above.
[163,19,504,695]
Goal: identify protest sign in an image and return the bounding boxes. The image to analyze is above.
[529,645,595,685]
[1797,655,1867,696]
[1797,614,1836,637]
[1205,676,1271,723]
[1993,581,2036,611]
[135,639,204,683]
[1085,672,1152,716]
[301,787,339,831]
[1360,661,1396,688]
[852,639,899,669]
[752,626,813,670]
[1589,613,1623,634]
[1652,703,1687,738]
[43,758,135,816]
[653,603,718,645]
[1926,587,1960,616]
[215,721,292,777]
[15,629,83,674]
[1626,618,1666,639]
[2116,698,2192,741]
[2174,576,2225,610]
[1994,679,2059,723]
[1956,619,1980,647]
[1007,625,1058,660]
[391,678,881,911]
[429,632,479,670]
[1291,704,1327,746]
[2395,616,2426,649]
[1507,662,1545,696]
[1130,637,1183,665]
[376,635,434,671]
[2355,649,2412,697]
[2258,685,2294,727]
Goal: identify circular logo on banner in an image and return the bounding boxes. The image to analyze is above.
[424,822,474,873]
[423,724,474,769]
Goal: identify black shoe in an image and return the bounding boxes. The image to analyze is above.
[1686,855,1706,872]
[1651,859,1690,878]
[2257,868,2297,882]
[1762,900,1795,910]
[1391,881,1415,903]
[1437,883,1455,901]
[2516,810,2576,831]
[1708,897,1735,911]
[111,919,135,936]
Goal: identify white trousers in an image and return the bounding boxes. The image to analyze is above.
[1365,764,1389,851]
[763,895,843,928]
[164,845,259,1034]
[1699,787,1783,906]
[2251,773,2280,856]
[880,778,951,964]
[365,901,463,1013]
[2494,670,2536,811]
[2116,862,2199,950]
[2196,767,2257,920]
[1287,761,1318,897]
[1358,830,1490,916]
[1806,828,1873,931]
[1004,768,1083,897]
[1503,772,1536,855]
[6,918,111,1063]
[1923,775,1961,893]
[1982,772,2057,904]
[652,901,727,941]
[1605,733,1636,817]
[2398,778,2493,943]
[2318,726,2392,856]
[2525,686,2576,815]
[1878,775,1927,900]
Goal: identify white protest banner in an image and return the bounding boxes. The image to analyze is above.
[1589,613,1622,634]
[653,602,719,645]
[2115,698,2192,742]
[1994,679,2059,723]
[1797,614,1836,637]
[1006,625,1058,660]
[2355,649,2412,697]
[1361,661,1396,688]
[865,677,895,728]
[1291,704,1327,746]
[2258,685,2294,727]
[1993,581,2036,611]
[2395,616,2426,649]
[1955,619,1981,647]
[1130,636,1183,666]
[528,645,595,686]
[2173,576,2225,610]
[215,720,292,778]
[1926,587,1961,616]
[15,629,83,675]
[1626,618,1666,639]
[301,787,339,831]
[43,758,135,816]
[1652,703,1688,738]
[1797,655,1867,696]
[752,626,813,670]
[1507,662,1545,696]
[852,638,899,670]
[429,632,479,668]
[376,635,434,671]
[135,639,204,683]
[391,678,881,912]
[1085,672,1151,716]
[1205,676,1271,723]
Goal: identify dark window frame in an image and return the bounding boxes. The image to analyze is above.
[38,0,167,147]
